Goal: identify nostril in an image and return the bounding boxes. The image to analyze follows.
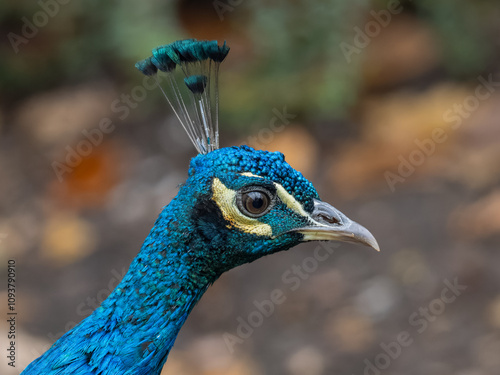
[311,199,343,225]
[315,213,340,225]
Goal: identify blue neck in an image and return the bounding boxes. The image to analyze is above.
[23,188,218,375]
[90,192,219,373]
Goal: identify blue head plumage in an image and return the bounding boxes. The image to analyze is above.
[182,146,320,270]
[22,40,379,375]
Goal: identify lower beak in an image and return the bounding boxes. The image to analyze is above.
[295,199,380,252]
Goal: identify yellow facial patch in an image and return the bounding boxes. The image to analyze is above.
[211,178,273,237]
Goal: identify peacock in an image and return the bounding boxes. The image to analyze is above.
[22,39,379,375]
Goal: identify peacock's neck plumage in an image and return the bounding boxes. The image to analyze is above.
[24,180,226,374]
[93,198,216,371]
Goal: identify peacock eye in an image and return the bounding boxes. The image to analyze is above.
[237,188,273,218]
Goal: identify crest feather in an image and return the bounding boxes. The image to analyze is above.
[136,39,229,154]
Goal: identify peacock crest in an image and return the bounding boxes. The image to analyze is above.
[135,39,229,154]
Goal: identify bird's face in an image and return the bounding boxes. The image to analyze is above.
[186,146,379,272]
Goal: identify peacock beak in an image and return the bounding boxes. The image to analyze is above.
[296,199,380,252]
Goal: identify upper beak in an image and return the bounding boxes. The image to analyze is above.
[295,199,380,252]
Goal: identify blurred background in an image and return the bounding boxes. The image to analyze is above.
[1,0,500,374]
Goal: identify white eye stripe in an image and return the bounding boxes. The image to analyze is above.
[274,184,313,222]
[240,172,264,179]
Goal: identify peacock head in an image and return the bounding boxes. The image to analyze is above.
[178,145,379,272]
[136,39,379,272]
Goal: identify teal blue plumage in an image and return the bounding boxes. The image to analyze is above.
[23,40,379,374]
[23,147,318,374]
